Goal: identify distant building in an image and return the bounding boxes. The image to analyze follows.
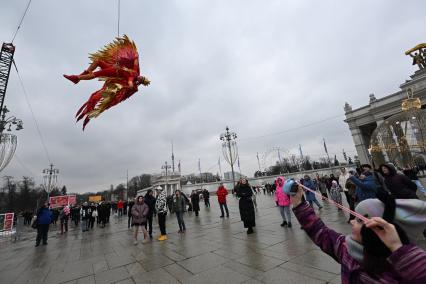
[224,171,244,181]
[137,171,181,197]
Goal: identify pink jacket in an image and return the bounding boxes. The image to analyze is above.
[275,176,290,206]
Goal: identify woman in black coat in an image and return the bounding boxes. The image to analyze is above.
[236,178,256,234]
[190,190,200,216]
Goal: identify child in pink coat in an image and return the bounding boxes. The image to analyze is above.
[275,176,292,227]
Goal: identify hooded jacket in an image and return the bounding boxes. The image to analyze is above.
[275,176,290,206]
[379,164,418,199]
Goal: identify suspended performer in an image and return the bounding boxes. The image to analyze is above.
[64,35,150,129]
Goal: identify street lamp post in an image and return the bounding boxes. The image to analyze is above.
[162,161,171,195]
[43,164,59,201]
[0,106,23,173]
[220,126,238,190]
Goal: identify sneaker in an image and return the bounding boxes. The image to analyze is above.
[226,215,229,218]
[157,235,163,241]
[220,215,224,218]
[281,221,287,227]
[318,206,323,210]
[35,243,40,247]
[247,228,254,234]
[158,235,167,241]
[287,222,292,228]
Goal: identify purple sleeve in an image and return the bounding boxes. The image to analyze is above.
[293,202,348,263]
[388,244,426,281]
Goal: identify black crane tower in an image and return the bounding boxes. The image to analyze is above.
[0,43,15,112]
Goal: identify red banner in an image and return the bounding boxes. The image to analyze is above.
[49,195,77,208]
[4,213,14,231]
[0,213,14,231]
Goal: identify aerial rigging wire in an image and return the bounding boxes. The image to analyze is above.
[117,0,121,37]
[11,0,33,43]
[12,60,53,165]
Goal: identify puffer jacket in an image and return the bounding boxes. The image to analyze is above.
[131,201,149,224]
[379,164,418,199]
[155,189,167,214]
[275,176,290,206]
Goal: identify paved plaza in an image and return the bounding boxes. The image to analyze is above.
[1,194,425,284]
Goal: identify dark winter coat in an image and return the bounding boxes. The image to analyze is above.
[127,201,134,217]
[172,195,186,213]
[190,193,200,212]
[380,164,418,199]
[36,207,52,225]
[144,194,157,217]
[80,205,92,220]
[236,183,256,228]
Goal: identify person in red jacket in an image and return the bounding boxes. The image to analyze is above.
[117,199,124,217]
[217,183,229,218]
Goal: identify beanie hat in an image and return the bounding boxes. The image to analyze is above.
[355,198,426,242]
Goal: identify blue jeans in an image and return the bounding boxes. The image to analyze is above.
[176,212,186,231]
[413,180,426,193]
[278,206,291,223]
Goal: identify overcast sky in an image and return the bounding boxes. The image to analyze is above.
[1,0,425,193]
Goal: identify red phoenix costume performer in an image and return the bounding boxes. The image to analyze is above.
[64,35,150,129]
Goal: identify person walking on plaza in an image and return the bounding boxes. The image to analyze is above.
[236,178,256,234]
[380,164,418,199]
[217,183,229,218]
[98,202,108,228]
[35,202,53,247]
[60,205,70,234]
[303,175,322,209]
[117,199,124,217]
[167,195,173,214]
[172,190,187,233]
[156,187,168,241]
[144,190,156,239]
[190,190,200,217]
[275,177,292,227]
[89,203,96,229]
[338,167,352,206]
[127,198,135,229]
[329,180,343,210]
[202,189,210,207]
[131,196,149,245]
[80,202,91,232]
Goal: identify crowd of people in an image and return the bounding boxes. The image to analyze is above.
[27,163,426,282]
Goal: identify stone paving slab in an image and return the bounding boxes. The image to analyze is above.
[1,193,425,284]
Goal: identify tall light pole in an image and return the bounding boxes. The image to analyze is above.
[220,126,238,190]
[162,161,171,195]
[43,164,59,201]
